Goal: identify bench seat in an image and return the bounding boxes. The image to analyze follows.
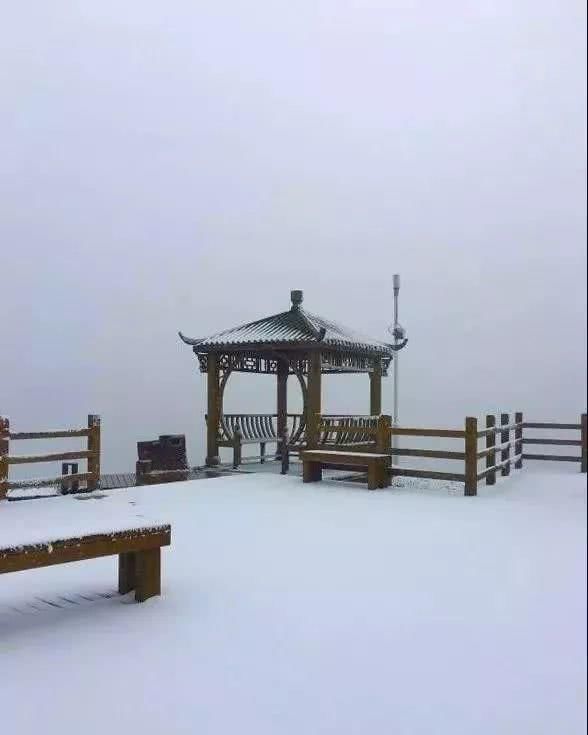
[301,450,391,490]
[0,525,171,603]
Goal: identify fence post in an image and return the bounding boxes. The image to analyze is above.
[233,425,242,469]
[501,412,510,476]
[581,413,587,474]
[61,462,79,495]
[0,417,8,500]
[464,416,478,496]
[485,414,496,486]
[87,415,101,491]
[514,411,523,469]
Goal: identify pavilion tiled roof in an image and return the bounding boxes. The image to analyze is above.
[179,291,395,355]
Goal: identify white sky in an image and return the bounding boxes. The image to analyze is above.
[1,1,586,471]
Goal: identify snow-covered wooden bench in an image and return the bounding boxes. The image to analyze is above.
[0,525,172,603]
[301,450,391,490]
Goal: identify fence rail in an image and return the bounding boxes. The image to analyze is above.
[521,416,587,472]
[0,415,101,499]
[320,410,586,496]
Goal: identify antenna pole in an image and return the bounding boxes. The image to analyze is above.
[393,274,400,428]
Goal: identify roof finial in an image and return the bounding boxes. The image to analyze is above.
[290,290,303,310]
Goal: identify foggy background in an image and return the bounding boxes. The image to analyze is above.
[1,1,586,474]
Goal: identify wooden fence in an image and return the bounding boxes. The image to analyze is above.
[317,411,587,496]
[0,415,101,499]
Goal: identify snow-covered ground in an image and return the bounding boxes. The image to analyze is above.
[1,467,586,734]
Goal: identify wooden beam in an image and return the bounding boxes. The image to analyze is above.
[389,447,465,460]
[369,360,382,415]
[0,417,8,500]
[485,415,496,485]
[8,429,90,440]
[501,413,510,477]
[391,467,466,482]
[0,526,171,575]
[305,351,322,449]
[276,361,288,442]
[464,416,478,496]
[523,422,581,430]
[7,450,95,465]
[514,411,523,469]
[523,438,582,446]
[7,473,93,490]
[206,353,220,466]
[389,428,466,438]
[582,413,587,474]
[522,454,581,462]
[87,415,101,491]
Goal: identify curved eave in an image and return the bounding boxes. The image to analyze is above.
[178,331,206,347]
[180,337,394,357]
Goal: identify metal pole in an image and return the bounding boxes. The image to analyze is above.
[392,274,400,427]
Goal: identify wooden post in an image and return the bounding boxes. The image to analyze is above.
[206,352,220,466]
[87,415,101,491]
[485,414,496,486]
[0,417,8,500]
[464,416,478,496]
[276,361,288,447]
[280,429,290,475]
[581,413,587,473]
[232,425,242,469]
[369,360,382,415]
[61,462,79,494]
[501,412,510,476]
[514,411,523,469]
[305,351,322,449]
[376,414,392,453]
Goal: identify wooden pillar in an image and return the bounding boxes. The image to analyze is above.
[376,414,392,453]
[501,412,510,476]
[276,361,289,442]
[369,360,382,416]
[581,413,587,474]
[87,415,100,491]
[464,416,478,496]
[0,417,9,500]
[485,414,496,486]
[514,411,523,469]
[305,351,322,449]
[206,353,220,466]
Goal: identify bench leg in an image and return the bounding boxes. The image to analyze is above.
[135,548,161,602]
[260,442,266,464]
[118,552,136,594]
[303,461,322,483]
[367,464,378,490]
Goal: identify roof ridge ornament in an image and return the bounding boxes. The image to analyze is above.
[290,290,303,310]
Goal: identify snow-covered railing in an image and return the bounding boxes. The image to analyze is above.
[0,415,101,499]
[520,415,587,471]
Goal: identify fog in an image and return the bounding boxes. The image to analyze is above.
[1,1,586,473]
